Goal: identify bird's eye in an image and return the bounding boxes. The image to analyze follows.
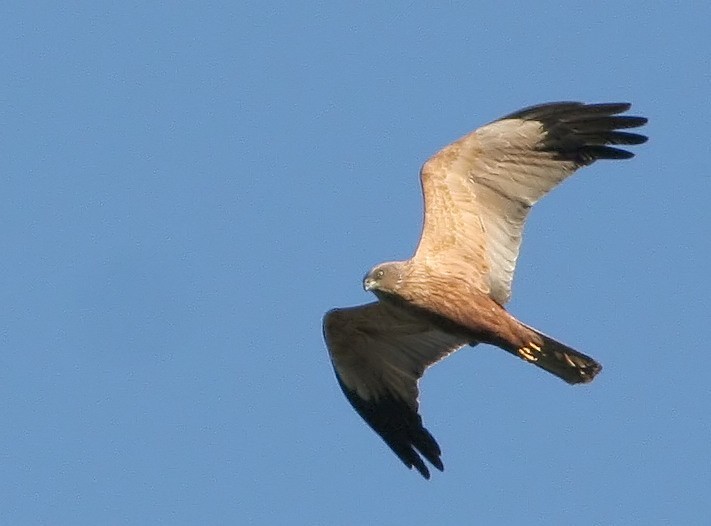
[377,270,384,279]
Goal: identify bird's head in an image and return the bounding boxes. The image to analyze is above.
[363,262,404,295]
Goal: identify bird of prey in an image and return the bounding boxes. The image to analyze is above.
[323,102,647,479]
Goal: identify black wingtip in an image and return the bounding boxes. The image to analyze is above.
[410,454,444,480]
[412,460,431,480]
[504,101,648,165]
[500,101,584,120]
[334,370,444,479]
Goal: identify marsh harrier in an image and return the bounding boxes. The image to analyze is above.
[323,102,647,478]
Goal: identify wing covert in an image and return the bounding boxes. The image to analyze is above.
[323,302,468,478]
[414,102,648,305]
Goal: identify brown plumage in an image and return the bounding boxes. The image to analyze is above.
[323,102,648,479]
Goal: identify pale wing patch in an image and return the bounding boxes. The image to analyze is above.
[466,154,575,303]
[416,118,581,305]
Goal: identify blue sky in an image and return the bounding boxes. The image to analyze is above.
[1,2,709,524]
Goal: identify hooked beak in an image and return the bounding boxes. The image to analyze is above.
[363,277,375,291]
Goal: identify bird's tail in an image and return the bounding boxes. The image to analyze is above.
[514,325,601,385]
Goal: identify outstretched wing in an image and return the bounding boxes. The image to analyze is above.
[414,102,648,305]
[323,302,469,479]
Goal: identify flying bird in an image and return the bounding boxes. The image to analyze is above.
[323,102,647,479]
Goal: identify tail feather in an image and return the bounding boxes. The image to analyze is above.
[516,326,601,384]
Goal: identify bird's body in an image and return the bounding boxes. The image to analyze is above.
[323,102,648,478]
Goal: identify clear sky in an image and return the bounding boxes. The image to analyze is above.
[2,2,709,525]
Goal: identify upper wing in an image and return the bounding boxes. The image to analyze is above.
[323,302,469,479]
[414,102,648,305]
